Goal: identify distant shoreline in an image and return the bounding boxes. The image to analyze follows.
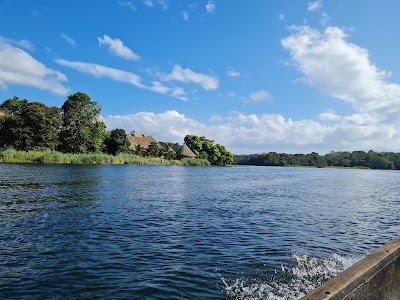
[234,151,400,170]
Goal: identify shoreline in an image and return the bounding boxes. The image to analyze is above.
[0,149,210,166]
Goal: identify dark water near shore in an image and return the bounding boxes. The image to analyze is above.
[0,164,399,299]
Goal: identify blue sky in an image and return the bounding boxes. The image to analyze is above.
[1,0,400,154]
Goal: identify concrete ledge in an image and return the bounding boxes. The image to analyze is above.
[302,236,400,300]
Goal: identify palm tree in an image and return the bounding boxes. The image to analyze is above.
[134,144,145,156]
[147,141,160,157]
[162,142,176,160]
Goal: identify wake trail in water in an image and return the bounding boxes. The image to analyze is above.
[222,253,362,300]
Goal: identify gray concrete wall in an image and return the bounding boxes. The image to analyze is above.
[302,236,400,300]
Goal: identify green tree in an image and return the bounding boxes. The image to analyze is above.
[184,135,203,156]
[0,96,28,115]
[0,97,27,149]
[264,152,280,166]
[367,155,395,170]
[0,100,61,150]
[203,141,220,164]
[104,128,130,155]
[18,102,62,150]
[162,142,176,160]
[59,92,106,153]
[216,144,234,165]
[134,144,145,156]
[184,134,233,165]
[0,114,22,149]
[147,141,160,157]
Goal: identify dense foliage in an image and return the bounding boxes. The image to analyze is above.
[0,96,28,115]
[0,98,62,150]
[234,151,400,170]
[0,93,215,166]
[104,128,130,155]
[59,92,106,153]
[184,134,234,165]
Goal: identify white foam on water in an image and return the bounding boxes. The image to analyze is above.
[222,253,363,300]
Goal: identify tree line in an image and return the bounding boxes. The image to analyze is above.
[0,93,107,153]
[234,151,400,170]
[0,92,233,165]
[184,135,234,165]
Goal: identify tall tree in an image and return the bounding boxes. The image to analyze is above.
[59,92,106,153]
[0,114,22,149]
[19,102,62,150]
[104,128,130,155]
[216,144,234,165]
[0,100,61,150]
[162,142,176,160]
[0,97,27,149]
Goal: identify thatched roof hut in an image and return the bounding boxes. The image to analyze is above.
[178,143,196,159]
[127,133,157,150]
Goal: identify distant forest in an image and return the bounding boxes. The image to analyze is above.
[234,151,400,170]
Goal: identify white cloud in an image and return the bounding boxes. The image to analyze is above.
[104,110,205,143]
[144,0,154,7]
[226,92,237,97]
[159,65,219,91]
[0,36,34,51]
[227,69,240,77]
[103,108,400,154]
[54,59,187,100]
[333,113,398,150]
[103,110,339,154]
[244,90,273,103]
[307,0,322,11]
[181,11,189,21]
[61,33,76,46]
[317,111,342,121]
[281,26,400,117]
[170,87,187,101]
[17,40,35,51]
[205,1,216,14]
[321,12,330,27]
[159,1,168,10]
[279,14,285,21]
[0,44,69,95]
[210,114,223,122]
[98,35,140,61]
[118,1,136,10]
[55,58,145,88]
[148,81,170,94]
[277,25,400,153]
[99,23,400,154]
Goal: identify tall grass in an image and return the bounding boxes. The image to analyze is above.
[0,149,210,166]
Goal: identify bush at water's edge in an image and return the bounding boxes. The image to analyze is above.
[0,149,211,166]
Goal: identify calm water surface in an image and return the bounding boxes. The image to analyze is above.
[0,164,399,299]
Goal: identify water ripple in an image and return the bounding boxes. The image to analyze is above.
[0,164,399,299]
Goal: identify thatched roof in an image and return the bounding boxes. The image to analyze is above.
[127,133,157,149]
[178,143,196,158]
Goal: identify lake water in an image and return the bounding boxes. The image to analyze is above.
[0,164,399,299]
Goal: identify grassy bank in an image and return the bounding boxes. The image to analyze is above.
[0,149,210,166]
